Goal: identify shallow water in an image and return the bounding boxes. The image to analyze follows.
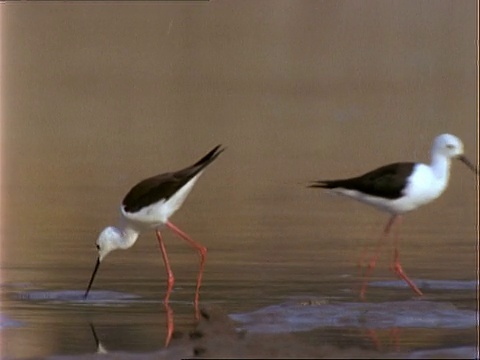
[1,2,478,359]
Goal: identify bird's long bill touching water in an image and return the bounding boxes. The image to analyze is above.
[308,133,477,299]
[83,145,224,301]
[84,258,100,299]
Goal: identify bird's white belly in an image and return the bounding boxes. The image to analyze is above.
[121,174,201,228]
[334,187,443,214]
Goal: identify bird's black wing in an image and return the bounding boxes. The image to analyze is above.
[122,145,224,213]
[309,162,416,199]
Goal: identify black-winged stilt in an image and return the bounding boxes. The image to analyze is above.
[309,133,477,299]
[84,145,224,306]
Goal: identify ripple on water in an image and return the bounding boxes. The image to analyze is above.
[16,290,142,305]
[230,299,478,333]
[369,279,478,291]
[0,315,23,329]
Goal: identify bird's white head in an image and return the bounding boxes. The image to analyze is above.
[432,133,464,158]
[432,133,478,174]
[85,226,139,299]
[96,226,123,262]
[95,225,140,262]
[84,226,123,299]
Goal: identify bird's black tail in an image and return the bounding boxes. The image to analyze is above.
[194,145,225,168]
[308,180,341,189]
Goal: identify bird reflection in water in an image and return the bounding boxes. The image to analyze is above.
[88,301,198,349]
[89,323,108,354]
[365,327,401,352]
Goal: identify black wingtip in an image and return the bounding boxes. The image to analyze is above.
[194,144,225,167]
[307,181,327,188]
[211,144,226,157]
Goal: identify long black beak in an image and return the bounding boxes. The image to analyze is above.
[458,155,479,175]
[84,257,101,300]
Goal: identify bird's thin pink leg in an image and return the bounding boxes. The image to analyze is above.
[389,327,401,352]
[366,328,381,350]
[166,221,207,319]
[391,236,423,296]
[360,215,400,300]
[357,239,375,281]
[156,230,175,304]
[163,302,174,347]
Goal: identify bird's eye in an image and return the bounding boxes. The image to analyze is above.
[96,244,100,250]
[446,144,455,149]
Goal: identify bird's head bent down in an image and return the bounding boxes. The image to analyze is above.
[84,226,140,299]
[96,226,124,261]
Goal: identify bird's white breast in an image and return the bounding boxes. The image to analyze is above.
[400,163,448,210]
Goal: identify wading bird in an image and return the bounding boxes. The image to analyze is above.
[84,145,224,307]
[309,133,477,299]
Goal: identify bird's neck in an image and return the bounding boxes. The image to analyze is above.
[430,153,451,181]
[116,225,140,250]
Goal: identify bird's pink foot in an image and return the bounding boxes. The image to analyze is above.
[392,262,423,296]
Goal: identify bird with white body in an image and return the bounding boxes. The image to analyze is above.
[309,133,477,298]
[84,145,224,306]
